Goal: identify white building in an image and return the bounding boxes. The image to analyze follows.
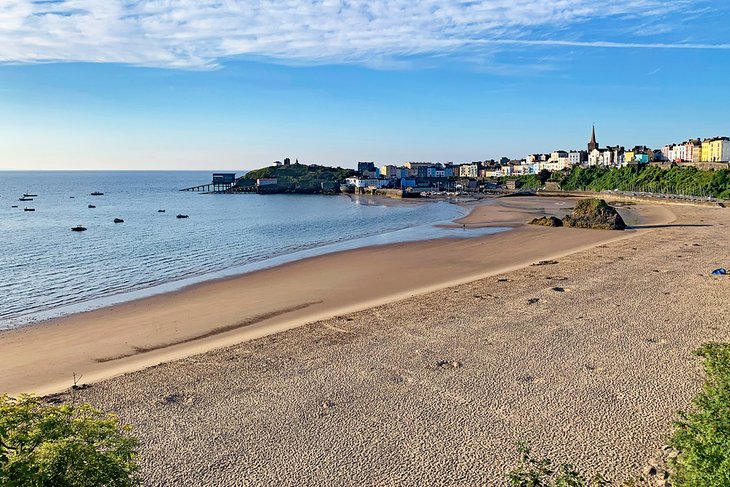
[568,151,587,166]
[460,163,479,178]
[344,177,391,188]
[588,149,604,166]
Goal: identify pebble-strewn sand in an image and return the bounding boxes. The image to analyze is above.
[63,203,729,485]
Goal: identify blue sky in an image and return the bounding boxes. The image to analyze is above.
[0,0,729,170]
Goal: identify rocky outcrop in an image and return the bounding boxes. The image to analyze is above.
[529,199,626,230]
[562,198,626,230]
[529,216,563,227]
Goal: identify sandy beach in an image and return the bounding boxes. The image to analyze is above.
[1,197,670,396]
[3,195,729,484]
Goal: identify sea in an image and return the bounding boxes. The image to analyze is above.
[0,171,507,330]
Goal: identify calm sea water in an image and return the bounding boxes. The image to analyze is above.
[0,171,506,330]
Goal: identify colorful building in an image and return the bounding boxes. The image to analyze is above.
[701,137,730,162]
[684,139,702,163]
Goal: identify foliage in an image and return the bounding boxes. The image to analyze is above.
[244,163,356,184]
[0,394,140,487]
[507,443,608,487]
[537,169,551,185]
[538,165,730,198]
[670,343,730,487]
[516,174,542,189]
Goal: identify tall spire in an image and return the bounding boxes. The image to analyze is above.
[588,124,598,152]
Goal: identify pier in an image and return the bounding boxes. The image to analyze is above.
[180,173,237,193]
[180,182,236,193]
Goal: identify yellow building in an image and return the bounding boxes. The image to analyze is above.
[624,150,635,163]
[702,137,730,162]
[701,139,711,162]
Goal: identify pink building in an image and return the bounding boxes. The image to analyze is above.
[684,139,702,163]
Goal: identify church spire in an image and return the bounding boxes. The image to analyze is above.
[588,124,598,152]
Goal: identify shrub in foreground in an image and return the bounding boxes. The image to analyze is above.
[670,343,730,486]
[0,394,139,486]
[507,442,608,486]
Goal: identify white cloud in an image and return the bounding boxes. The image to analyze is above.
[0,0,723,69]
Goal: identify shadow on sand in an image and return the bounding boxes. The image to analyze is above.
[627,223,713,229]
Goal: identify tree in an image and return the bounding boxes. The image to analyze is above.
[0,394,140,486]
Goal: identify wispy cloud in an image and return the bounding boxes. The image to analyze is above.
[470,39,730,49]
[0,0,723,69]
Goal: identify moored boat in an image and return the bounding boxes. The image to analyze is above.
[24,208,35,212]
[88,204,96,208]
[19,197,33,201]
[91,192,104,196]
[71,225,87,232]
[176,214,189,219]
[114,218,124,223]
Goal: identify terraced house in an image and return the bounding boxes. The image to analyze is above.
[701,137,730,162]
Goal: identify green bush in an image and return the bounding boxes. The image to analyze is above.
[507,442,608,487]
[0,394,140,486]
[670,343,730,486]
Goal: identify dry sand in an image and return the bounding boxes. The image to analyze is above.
[5,197,729,485]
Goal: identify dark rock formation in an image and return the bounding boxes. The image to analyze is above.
[562,198,626,230]
[529,216,564,227]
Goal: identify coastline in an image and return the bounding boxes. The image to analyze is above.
[0,195,465,330]
[64,199,729,484]
[0,196,674,396]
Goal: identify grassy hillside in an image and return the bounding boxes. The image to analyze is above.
[516,165,730,199]
[244,163,356,184]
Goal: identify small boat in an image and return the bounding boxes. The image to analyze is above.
[71,225,87,232]
[114,218,124,223]
[91,192,104,196]
[19,197,33,201]
[88,204,96,208]
[176,214,189,219]
[158,209,166,213]
[23,193,38,197]
[11,205,18,208]
[69,196,75,199]
[24,208,35,212]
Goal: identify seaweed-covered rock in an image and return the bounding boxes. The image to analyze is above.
[529,216,564,227]
[562,198,626,230]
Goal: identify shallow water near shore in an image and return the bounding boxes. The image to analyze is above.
[0,171,506,329]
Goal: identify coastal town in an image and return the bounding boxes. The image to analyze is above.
[344,127,730,189]
[184,127,730,198]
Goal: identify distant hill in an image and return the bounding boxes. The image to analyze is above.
[244,163,356,184]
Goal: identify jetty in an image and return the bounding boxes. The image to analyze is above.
[180,173,236,193]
